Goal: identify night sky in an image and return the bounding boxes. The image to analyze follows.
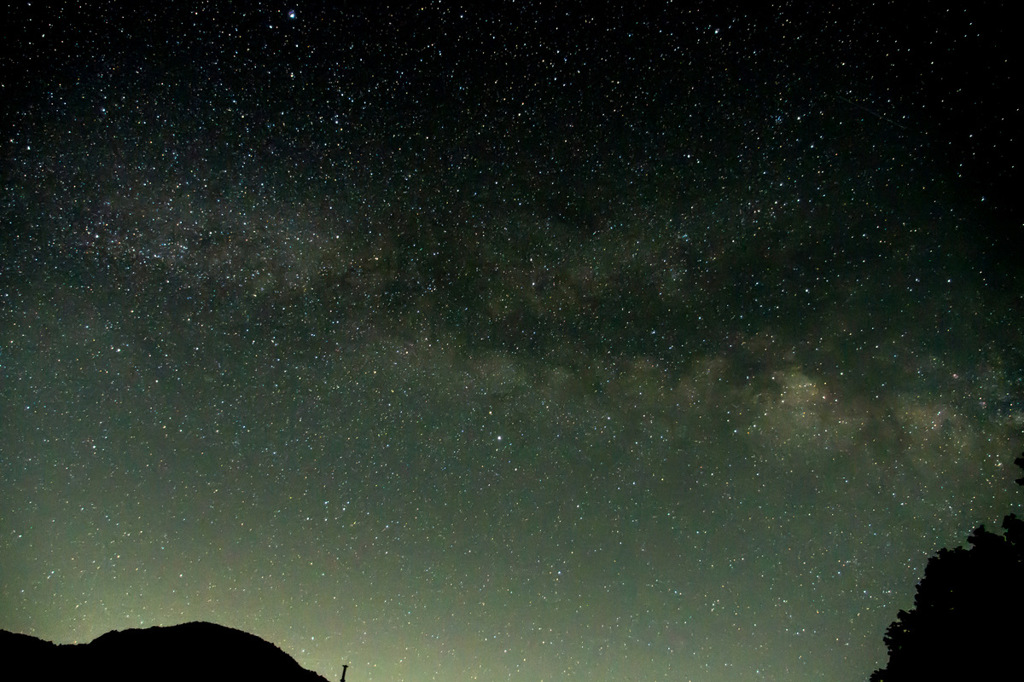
[1,2,1020,681]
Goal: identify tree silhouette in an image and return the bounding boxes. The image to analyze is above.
[870,454,1024,681]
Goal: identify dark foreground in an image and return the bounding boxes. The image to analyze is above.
[0,621,330,682]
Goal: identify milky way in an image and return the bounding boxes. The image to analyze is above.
[1,3,1020,681]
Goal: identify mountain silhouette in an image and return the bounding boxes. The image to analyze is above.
[0,621,331,681]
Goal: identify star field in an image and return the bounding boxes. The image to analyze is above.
[1,3,1020,681]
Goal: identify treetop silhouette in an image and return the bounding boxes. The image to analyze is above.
[870,453,1024,681]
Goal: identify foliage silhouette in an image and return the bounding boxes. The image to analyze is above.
[870,454,1024,681]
